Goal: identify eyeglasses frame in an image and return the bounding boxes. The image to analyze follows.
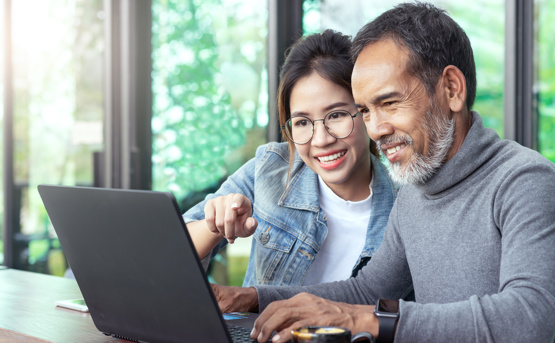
[281,110,361,145]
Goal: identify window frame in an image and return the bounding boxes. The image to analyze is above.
[0,0,548,268]
[504,0,537,149]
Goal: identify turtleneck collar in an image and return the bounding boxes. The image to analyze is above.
[416,111,502,197]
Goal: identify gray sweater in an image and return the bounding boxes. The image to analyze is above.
[254,112,555,342]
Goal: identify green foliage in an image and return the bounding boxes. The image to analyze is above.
[538,0,555,162]
[152,0,245,201]
[437,2,505,137]
[228,255,249,287]
[151,0,268,203]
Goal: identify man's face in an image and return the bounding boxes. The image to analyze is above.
[352,38,454,184]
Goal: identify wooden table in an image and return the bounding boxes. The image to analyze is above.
[0,268,121,342]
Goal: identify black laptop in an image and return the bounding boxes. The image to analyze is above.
[38,185,258,343]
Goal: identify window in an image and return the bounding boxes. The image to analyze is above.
[2,0,105,274]
[151,0,268,285]
[1,0,551,283]
[537,0,555,162]
[0,1,4,264]
[151,0,268,208]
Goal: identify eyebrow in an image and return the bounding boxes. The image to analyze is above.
[354,91,402,108]
[323,102,351,112]
[291,102,351,117]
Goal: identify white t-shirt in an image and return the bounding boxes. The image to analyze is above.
[302,174,373,285]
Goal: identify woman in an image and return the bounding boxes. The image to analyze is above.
[184,29,397,287]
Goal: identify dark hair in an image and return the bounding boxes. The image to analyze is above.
[351,2,477,110]
[278,29,378,168]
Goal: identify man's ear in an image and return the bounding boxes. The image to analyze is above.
[441,65,467,112]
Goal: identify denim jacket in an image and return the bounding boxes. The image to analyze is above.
[183,142,397,287]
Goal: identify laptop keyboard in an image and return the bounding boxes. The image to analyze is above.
[227,324,283,343]
[227,324,257,342]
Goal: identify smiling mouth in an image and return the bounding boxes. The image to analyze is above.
[317,151,346,164]
[386,144,407,156]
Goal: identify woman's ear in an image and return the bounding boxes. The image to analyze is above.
[441,65,467,112]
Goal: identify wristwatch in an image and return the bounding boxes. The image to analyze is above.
[374,299,399,343]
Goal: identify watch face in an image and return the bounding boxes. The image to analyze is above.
[377,299,399,314]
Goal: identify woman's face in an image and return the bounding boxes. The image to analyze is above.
[289,72,371,201]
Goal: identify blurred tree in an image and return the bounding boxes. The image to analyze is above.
[152,0,268,205]
[151,0,268,286]
[538,0,555,162]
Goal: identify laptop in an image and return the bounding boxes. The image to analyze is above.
[38,184,259,343]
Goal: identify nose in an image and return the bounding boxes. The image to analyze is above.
[366,113,394,142]
[311,119,336,146]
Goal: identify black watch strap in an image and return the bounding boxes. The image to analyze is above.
[375,299,399,343]
[376,315,397,343]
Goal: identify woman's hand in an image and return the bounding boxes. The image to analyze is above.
[204,193,258,244]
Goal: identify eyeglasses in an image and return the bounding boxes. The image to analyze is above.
[281,110,360,145]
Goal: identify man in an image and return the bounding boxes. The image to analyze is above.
[213,3,555,342]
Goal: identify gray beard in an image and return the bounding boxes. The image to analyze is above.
[379,104,455,185]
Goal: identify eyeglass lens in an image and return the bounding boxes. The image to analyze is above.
[285,111,355,144]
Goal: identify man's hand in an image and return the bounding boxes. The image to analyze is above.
[211,284,259,313]
[251,293,378,343]
[204,193,258,244]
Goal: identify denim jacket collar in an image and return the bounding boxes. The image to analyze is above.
[278,154,320,212]
[278,153,398,258]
